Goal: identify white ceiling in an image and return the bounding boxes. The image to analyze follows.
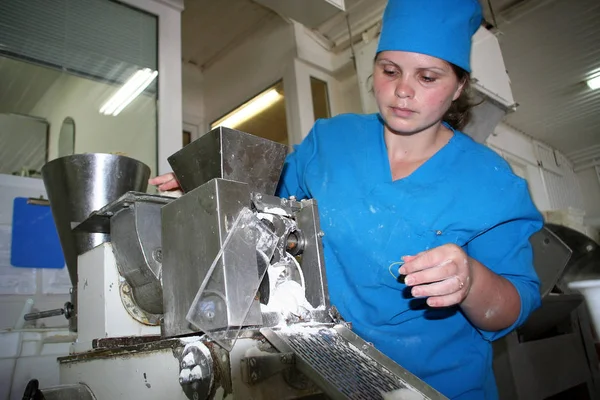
[488,0,600,156]
[180,0,600,161]
[181,0,278,71]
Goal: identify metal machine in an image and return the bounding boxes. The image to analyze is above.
[25,127,446,400]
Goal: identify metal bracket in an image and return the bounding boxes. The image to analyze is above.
[240,352,296,385]
[328,306,351,330]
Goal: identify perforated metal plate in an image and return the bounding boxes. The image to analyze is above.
[261,324,448,400]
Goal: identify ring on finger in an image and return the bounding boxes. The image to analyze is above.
[456,276,464,290]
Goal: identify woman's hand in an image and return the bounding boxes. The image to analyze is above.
[399,244,472,307]
[148,172,181,192]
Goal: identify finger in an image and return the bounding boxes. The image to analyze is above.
[403,259,455,285]
[410,276,463,298]
[158,179,180,191]
[401,254,420,263]
[400,250,447,275]
[148,173,176,185]
[426,291,464,308]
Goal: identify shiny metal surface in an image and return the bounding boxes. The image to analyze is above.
[167,127,288,195]
[262,324,448,400]
[530,226,573,297]
[41,153,151,286]
[178,340,213,399]
[40,384,96,400]
[73,191,172,318]
[162,178,263,337]
[110,200,164,315]
[545,223,600,293]
[295,199,329,310]
[252,193,330,312]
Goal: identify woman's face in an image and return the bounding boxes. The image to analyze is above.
[372,51,464,135]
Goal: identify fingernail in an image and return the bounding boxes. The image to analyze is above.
[411,287,420,296]
[404,276,413,285]
[399,267,406,275]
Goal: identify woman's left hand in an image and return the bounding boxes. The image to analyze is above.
[399,244,473,307]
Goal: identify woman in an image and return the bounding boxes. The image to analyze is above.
[277,0,541,398]
[151,0,543,398]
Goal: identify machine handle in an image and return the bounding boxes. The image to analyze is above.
[24,302,74,321]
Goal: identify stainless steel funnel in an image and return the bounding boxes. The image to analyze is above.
[41,153,151,285]
[167,127,288,195]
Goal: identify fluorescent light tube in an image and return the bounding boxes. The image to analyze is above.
[100,68,158,116]
[587,75,600,90]
[212,88,283,129]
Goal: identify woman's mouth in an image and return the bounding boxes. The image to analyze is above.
[390,107,416,118]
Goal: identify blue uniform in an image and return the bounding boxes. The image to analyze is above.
[276,113,543,399]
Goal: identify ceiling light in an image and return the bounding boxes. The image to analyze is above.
[100,68,158,116]
[212,88,283,129]
[587,75,600,90]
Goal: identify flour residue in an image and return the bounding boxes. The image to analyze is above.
[381,388,425,400]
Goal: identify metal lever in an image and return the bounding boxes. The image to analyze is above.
[24,302,74,321]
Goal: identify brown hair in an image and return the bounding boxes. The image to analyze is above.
[443,64,475,131]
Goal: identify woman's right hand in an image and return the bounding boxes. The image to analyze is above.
[148,172,181,192]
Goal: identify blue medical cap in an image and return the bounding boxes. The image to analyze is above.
[376,0,483,72]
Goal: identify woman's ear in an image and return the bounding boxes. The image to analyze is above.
[452,80,466,101]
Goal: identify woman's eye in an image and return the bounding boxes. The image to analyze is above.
[383,68,397,76]
[421,75,437,83]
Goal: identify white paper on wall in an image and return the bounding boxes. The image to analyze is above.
[42,266,71,295]
[0,224,36,295]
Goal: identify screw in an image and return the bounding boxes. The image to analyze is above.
[289,196,296,201]
[317,231,325,237]
[123,285,131,294]
[251,372,258,382]
[249,358,256,367]
[281,198,288,205]
[153,248,163,263]
[193,392,199,400]
[255,193,262,201]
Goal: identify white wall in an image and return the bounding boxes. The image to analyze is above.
[201,16,296,131]
[182,63,205,136]
[184,17,362,147]
[335,73,363,116]
[577,167,600,221]
[487,123,587,215]
[29,74,158,176]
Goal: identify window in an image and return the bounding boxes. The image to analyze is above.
[0,0,159,175]
[183,130,191,146]
[211,81,288,145]
[310,77,331,120]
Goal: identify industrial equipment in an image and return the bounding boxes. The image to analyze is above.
[24,127,447,400]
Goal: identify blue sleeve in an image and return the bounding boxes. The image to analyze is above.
[466,179,543,341]
[276,126,318,200]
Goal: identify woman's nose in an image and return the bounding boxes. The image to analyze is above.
[395,78,415,99]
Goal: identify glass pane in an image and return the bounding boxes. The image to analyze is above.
[58,118,76,157]
[0,0,159,177]
[310,77,331,120]
[211,81,288,145]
